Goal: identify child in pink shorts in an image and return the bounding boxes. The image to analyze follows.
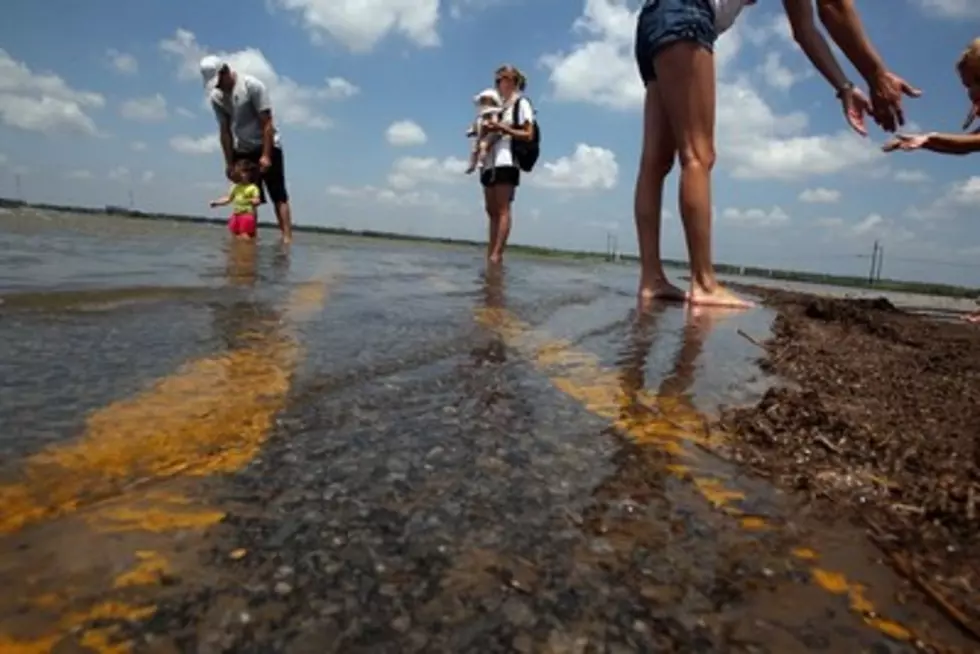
[210,160,260,239]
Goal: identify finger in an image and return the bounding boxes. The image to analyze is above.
[894,103,905,128]
[847,111,868,136]
[901,81,922,98]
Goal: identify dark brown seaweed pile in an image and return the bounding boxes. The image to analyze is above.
[721,288,980,640]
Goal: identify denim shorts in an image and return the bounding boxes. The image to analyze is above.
[635,0,716,83]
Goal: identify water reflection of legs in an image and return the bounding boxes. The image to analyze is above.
[471,266,507,365]
[214,241,285,352]
[224,239,258,288]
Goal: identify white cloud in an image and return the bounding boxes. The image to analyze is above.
[799,187,840,203]
[106,49,138,75]
[532,143,619,191]
[722,206,790,227]
[915,0,980,18]
[67,169,93,179]
[539,1,880,180]
[176,106,195,118]
[159,29,358,129]
[758,52,801,90]
[323,77,359,100]
[108,166,129,181]
[386,120,427,146]
[131,141,147,151]
[894,169,929,183]
[906,176,980,219]
[120,94,168,122]
[0,48,105,134]
[387,156,468,189]
[141,171,155,183]
[852,212,882,235]
[945,176,980,205]
[327,184,452,210]
[273,0,440,52]
[850,212,915,243]
[170,134,220,155]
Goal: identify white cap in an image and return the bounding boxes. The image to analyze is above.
[473,88,500,105]
[199,55,227,89]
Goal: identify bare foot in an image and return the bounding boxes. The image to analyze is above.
[638,278,687,302]
[688,283,754,308]
[965,311,980,324]
[488,253,502,264]
[281,234,292,244]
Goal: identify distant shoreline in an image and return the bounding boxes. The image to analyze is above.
[2,197,976,299]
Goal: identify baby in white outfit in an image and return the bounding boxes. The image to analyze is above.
[466,88,502,174]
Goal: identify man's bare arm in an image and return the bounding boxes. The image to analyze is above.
[259,110,275,162]
[814,0,885,81]
[782,0,851,91]
[218,114,234,168]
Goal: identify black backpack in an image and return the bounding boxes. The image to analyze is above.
[510,97,540,172]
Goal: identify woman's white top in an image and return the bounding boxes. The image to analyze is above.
[712,0,750,34]
[488,94,534,169]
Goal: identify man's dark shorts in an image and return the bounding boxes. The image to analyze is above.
[234,146,288,205]
[635,0,717,84]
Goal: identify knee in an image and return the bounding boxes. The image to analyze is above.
[677,143,715,171]
[641,152,675,180]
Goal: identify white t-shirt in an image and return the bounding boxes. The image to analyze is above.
[712,0,749,34]
[210,73,281,152]
[488,96,534,169]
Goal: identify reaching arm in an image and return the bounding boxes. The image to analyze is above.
[259,110,275,161]
[813,0,885,81]
[782,0,851,92]
[249,78,276,161]
[916,132,980,155]
[210,195,231,207]
[212,100,235,170]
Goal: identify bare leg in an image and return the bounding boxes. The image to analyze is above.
[484,186,498,262]
[275,200,293,243]
[488,185,513,264]
[654,43,751,308]
[635,80,685,303]
[466,144,480,174]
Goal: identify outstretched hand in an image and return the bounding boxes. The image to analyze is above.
[868,71,921,133]
[840,87,872,136]
[882,133,929,152]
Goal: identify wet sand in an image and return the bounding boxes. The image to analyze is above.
[0,210,976,652]
[723,284,980,649]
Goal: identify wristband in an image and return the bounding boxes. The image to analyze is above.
[835,81,855,99]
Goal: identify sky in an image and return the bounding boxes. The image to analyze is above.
[1,0,979,286]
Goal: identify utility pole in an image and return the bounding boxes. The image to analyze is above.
[15,174,22,201]
[128,188,135,210]
[868,240,879,286]
[875,244,884,281]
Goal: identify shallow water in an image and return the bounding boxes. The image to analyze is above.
[0,210,967,652]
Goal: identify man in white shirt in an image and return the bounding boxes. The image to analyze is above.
[200,56,293,242]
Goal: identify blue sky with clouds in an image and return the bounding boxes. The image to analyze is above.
[1,0,979,285]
